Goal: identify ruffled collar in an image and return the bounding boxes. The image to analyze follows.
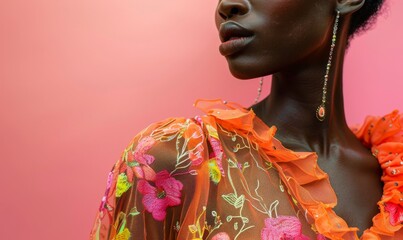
[194,99,403,240]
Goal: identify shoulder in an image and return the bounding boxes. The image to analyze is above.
[351,110,403,147]
[90,116,211,239]
[119,116,208,177]
[122,98,252,177]
[351,110,403,238]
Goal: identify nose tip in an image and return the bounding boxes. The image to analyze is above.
[217,0,249,20]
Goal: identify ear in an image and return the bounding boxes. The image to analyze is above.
[336,0,365,14]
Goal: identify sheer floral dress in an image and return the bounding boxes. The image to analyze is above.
[90,99,403,240]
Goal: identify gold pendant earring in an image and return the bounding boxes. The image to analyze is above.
[316,10,340,121]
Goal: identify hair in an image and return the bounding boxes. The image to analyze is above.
[348,0,386,39]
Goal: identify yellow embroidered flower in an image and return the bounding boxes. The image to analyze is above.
[115,228,131,240]
[208,158,221,184]
[116,173,132,197]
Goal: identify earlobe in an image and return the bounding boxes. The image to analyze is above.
[336,0,365,14]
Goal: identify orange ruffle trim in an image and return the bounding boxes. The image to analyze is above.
[195,99,403,240]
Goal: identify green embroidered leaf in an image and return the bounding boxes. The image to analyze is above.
[116,173,132,197]
[128,207,140,217]
[234,195,245,209]
[241,217,249,223]
[226,215,233,222]
[222,193,237,206]
[227,158,238,168]
[117,212,127,233]
[127,161,140,167]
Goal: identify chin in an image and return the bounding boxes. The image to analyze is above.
[226,56,273,80]
[228,68,256,79]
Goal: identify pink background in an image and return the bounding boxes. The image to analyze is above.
[1,0,402,239]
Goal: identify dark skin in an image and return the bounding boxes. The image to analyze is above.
[216,0,383,236]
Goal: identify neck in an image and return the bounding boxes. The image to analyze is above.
[254,18,354,154]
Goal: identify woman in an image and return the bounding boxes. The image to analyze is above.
[90,0,402,239]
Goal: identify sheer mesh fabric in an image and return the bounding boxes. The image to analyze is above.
[90,100,403,240]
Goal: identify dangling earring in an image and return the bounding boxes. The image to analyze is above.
[316,10,340,121]
[254,77,264,104]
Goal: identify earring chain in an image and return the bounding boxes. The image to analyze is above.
[254,77,264,104]
[316,10,340,121]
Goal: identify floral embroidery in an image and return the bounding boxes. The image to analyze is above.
[132,136,156,165]
[384,202,403,225]
[211,232,230,240]
[131,163,156,181]
[174,221,181,232]
[128,206,140,217]
[188,206,207,239]
[137,170,184,221]
[122,136,158,182]
[99,171,114,211]
[91,99,403,240]
[209,137,225,174]
[112,212,130,240]
[261,216,309,240]
[116,173,132,197]
[115,228,131,240]
[188,207,224,239]
[208,157,222,184]
[189,143,204,166]
[205,123,226,177]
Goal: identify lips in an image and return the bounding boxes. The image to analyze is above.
[219,21,254,56]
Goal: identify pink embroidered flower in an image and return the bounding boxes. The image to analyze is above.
[124,136,157,182]
[132,164,156,181]
[98,171,114,211]
[137,170,183,221]
[133,136,156,165]
[188,143,204,166]
[209,137,225,176]
[384,202,403,225]
[211,232,230,240]
[122,158,157,182]
[261,216,309,240]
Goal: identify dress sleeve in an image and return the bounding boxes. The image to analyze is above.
[90,117,207,240]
